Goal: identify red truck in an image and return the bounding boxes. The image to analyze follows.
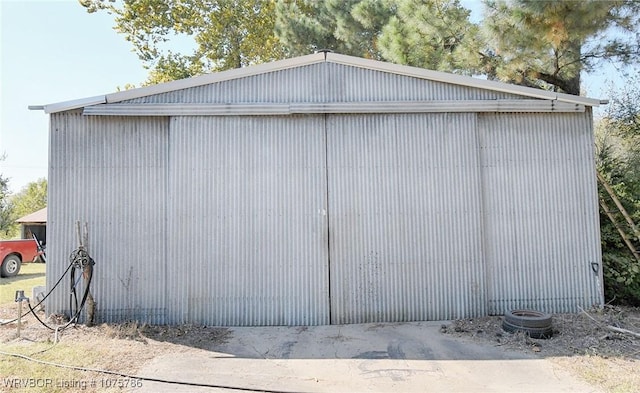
[0,238,43,277]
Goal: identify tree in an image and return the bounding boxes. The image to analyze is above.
[376,0,482,73]
[482,0,640,95]
[80,0,286,84]
[595,73,640,305]
[275,0,394,59]
[82,0,640,92]
[275,0,482,73]
[0,154,14,237]
[1,178,47,239]
[11,178,47,222]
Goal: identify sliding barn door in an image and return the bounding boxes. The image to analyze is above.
[326,113,486,324]
[167,115,330,326]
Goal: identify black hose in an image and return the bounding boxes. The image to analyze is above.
[0,259,75,326]
[69,264,81,321]
[67,258,93,326]
[0,350,308,393]
[17,248,95,332]
[69,248,92,321]
[29,272,92,331]
[27,302,55,331]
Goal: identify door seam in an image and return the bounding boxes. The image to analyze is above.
[324,114,333,324]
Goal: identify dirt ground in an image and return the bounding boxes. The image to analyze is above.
[1,303,639,392]
[441,305,640,392]
[441,305,640,359]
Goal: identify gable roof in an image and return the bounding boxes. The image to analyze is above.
[16,207,47,224]
[30,52,604,114]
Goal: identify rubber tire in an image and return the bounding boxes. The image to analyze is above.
[1,254,21,278]
[502,319,553,339]
[504,309,552,329]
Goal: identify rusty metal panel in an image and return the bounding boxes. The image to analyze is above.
[46,111,169,324]
[166,115,329,326]
[327,113,486,324]
[479,111,603,315]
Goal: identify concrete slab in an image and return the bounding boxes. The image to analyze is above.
[132,322,601,393]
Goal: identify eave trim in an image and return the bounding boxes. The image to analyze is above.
[83,100,586,116]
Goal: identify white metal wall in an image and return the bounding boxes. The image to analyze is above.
[166,115,330,325]
[120,63,522,105]
[47,111,168,323]
[327,113,486,323]
[45,61,603,326]
[480,112,603,314]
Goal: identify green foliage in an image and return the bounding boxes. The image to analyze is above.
[2,179,47,239]
[377,0,482,73]
[80,0,286,84]
[482,0,640,94]
[596,73,640,305]
[0,154,14,237]
[276,0,481,73]
[11,178,47,220]
[275,0,393,59]
[82,0,640,90]
[145,51,205,85]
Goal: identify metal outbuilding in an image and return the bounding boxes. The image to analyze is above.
[33,52,604,326]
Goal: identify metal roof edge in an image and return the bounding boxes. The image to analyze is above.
[34,53,325,113]
[325,53,602,107]
[105,52,326,104]
[34,52,604,113]
[35,95,106,114]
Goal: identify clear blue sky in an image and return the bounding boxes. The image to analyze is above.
[0,0,148,193]
[0,0,627,195]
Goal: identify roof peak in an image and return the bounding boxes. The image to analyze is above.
[31,53,603,114]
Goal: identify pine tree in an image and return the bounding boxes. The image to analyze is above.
[377,0,482,73]
[482,0,640,94]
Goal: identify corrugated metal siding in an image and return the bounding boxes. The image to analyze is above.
[326,63,520,102]
[327,113,486,323]
[120,63,522,105]
[47,111,168,324]
[480,111,603,315]
[166,115,330,326]
[45,61,603,326]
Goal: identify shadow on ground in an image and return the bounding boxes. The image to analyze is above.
[131,321,534,362]
[1,272,45,282]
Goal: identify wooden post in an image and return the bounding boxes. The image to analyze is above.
[16,300,22,338]
[76,221,83,251]
[599,197,640,263]
[77,221,96,327]
[597,171,640,242]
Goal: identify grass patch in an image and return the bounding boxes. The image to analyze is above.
[0,263,46,305]
[0,341,106,393]
[554,355,640,393]
[580,356,640,393]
